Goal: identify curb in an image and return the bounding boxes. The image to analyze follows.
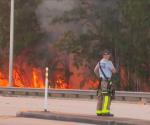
[16,111,150,125]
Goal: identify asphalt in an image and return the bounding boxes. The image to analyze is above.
[16,111,150,125]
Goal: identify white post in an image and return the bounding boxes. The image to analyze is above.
[44,67,49,112]
[9,0,14,87]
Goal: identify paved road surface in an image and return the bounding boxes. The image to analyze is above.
[0,96,150,122]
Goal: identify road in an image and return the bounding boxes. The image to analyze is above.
[0,96,96,125]
[0,95,149,124]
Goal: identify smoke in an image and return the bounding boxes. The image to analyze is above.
[33,0,78,68]
[36,0,77,34]
[36,0,120,42]
[33,0,121,89]
[35,0,80,67]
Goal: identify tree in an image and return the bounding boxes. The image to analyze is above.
[0,0,45,86]
[0,0,43,66]
[54,0,121,88]
[54,0,150,91]
[14,0,43,55]
[118,0,150,90]
[0,0,10,68]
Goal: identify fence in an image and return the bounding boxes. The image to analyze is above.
[0,87,150,103]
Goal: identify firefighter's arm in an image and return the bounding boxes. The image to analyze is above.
[110,61,117,74]
[112,66,116,74]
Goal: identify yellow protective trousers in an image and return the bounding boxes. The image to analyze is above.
[96,80,112,115]
[96,92,111,115]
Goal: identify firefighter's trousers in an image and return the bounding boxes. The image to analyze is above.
[96,80,111,115]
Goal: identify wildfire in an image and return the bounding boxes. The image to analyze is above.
[0,68,45,88]
[32,68,44,88]
[13,69,24,87]
[0,72,8,87]
[0,67,69,89]
[55,79,69,89]
[0,66,98,89]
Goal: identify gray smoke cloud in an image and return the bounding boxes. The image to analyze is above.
[34,0,79,67]
[36,0,77,33]
[36,0,120,42]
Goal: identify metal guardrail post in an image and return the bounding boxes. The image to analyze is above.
[44,67,49,112]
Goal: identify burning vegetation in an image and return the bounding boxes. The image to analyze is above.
[0,0,150,91]
[0,49,98,89]
[0,64,98,89]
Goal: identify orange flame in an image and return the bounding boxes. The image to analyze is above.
[0,72,8,86]
[0,67,98,89]
[0,67,69,89]
[32,68,44,88]
[13,69,24,87]
[55,79,68,89]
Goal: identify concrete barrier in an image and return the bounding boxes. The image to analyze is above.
[16,111,150,125]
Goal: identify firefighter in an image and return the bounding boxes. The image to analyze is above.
[94,50,116,116]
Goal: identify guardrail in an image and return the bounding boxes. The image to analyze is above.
[0,87,150,103]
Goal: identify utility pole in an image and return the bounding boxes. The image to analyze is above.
[9,0,14,87]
